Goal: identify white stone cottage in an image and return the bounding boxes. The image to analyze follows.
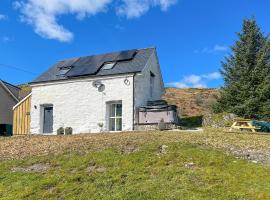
[29,48,165,134]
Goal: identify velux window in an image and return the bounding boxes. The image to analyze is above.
[57,67,72,76]
[102,62,116,70]
[109,103,122,131]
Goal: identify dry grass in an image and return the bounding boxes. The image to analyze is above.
[1,129,270,166]
[163,88,220,116]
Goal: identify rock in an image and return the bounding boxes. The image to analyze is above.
[121,142,139,154]
[157,145,168,154]
[184,162,197,170]
[203,113,237,128]
[86,164,107,174]
[95,166,107,173]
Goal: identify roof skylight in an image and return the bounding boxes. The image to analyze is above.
[56,67,72,76]
[102,62,116,70]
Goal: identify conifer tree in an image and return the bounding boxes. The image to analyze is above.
[214,18,270,120]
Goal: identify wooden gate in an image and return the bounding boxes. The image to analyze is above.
[13,93,32,135]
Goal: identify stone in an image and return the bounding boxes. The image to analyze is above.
[157,145,168,154]
[86,164,107,174]
[184,162,197,170]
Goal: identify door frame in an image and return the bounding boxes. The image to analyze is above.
[106,101,122,132]
[40,104,53,134]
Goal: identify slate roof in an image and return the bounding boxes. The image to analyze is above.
[31,47,156,84]
[0,80,20,101]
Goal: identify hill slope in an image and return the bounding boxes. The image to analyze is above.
[0,130,270,199]
[163,88,220,117]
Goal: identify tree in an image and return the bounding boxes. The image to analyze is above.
[214,18,270,120]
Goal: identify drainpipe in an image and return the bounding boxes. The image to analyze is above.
[132,73,136,131]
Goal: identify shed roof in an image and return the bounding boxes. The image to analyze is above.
[0,80,20,102]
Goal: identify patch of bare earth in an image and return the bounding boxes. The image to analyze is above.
[1,129,270,166]
[11,163,50,173]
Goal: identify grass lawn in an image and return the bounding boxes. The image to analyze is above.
[0,134,269,200]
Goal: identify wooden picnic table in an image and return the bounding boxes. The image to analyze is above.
[230,120,261,132]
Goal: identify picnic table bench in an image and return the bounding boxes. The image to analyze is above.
[230,120,261,132]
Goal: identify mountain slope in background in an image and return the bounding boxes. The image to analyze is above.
[163,88,220,117]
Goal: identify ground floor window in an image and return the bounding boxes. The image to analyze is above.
[109,103,122,131]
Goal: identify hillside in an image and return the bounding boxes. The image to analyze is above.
[17,84,32,99]
[0,130,270,199]
[163,88,220,117]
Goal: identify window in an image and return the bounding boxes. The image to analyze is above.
[109,103,122,131]
[57,67,72,76]
[150,72,155,98]
[102,62,116,70]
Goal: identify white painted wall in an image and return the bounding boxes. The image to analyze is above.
[134,50,165,108]
[30,75,134,134]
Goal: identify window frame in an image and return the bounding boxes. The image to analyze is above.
[108,103,122,131]
[101,62,116,70]
[150,72,155,98]
[56,66,72,76]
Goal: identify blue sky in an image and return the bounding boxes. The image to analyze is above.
[0,0,269,88]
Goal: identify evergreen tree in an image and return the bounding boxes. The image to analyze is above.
[214,18,270,120]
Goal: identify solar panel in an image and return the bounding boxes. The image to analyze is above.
[116,49,137,61]
[66,55,103,77]
[65,49,137,77]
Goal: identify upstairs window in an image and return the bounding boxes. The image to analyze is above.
[57,67,72,76]
[101,62,116,70]
[150,72,155,98]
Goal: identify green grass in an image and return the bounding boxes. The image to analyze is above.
[0,142,269,200]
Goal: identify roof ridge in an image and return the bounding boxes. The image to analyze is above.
[0,79,20,89]
[0,80,20,102]
[57,47,155,62]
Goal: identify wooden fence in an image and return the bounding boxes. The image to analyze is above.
[13,94,31,135]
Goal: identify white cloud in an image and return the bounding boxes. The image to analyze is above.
[14,0,113,42]
[0,14,7,20]
[14,0,177,42]
[202,72,221,80]
[194,44,229,54]
[117,0,177,18]
[167,72,222,88]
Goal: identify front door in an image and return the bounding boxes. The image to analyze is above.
[43,107,53,133]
